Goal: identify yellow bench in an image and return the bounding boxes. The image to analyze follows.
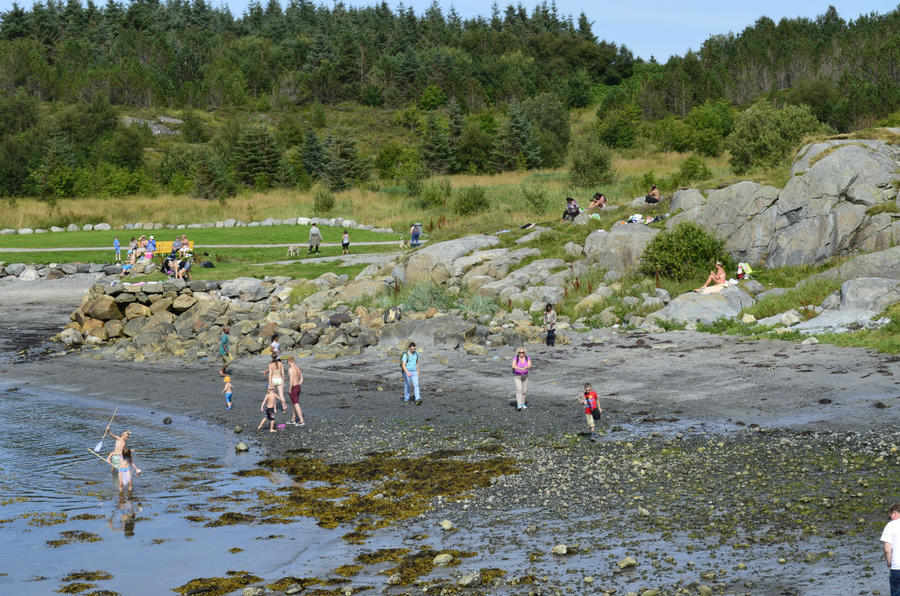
[155,240,195,256]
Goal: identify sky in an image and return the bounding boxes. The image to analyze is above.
[1,0,897,61]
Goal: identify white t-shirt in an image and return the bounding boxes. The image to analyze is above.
[881,518,900,568]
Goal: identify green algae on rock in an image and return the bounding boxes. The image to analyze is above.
[204,512,255,527]
[333,564,363,577]
[172,571,262,596]
[55,582,95,593]
[61,571,113,582]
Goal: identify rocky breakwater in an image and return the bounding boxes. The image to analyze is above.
[0,261,121,282]
[668,132,900,267]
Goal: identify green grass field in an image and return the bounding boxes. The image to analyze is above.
[0,224,394,249]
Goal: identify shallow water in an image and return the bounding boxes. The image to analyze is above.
[0,382,337,595]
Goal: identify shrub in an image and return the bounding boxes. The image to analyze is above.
[597,105,639,149]
[454,186,489,216]
[685,100,735,157]
[653,116,692,153]
[639,221,730,281]
[420,177,451,209]
[192,148,235,200]
[677,155,712,185]
[520,183,549,213]
[568,135,615,187]
[419,84,447,110]
[726,101,827,173]
[313,186,335,214]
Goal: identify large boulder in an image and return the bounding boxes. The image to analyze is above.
[18,267,39,281]
[670,188,706,212]
[802,245,900,283]
[839,277,900,312]
[476,259,565,299]
[125,302,151,319]
[84,295,123,321]
[219,277,269,302]
[583,225,660,274]
[378,316,476,349]
[451,248,509,277]
[331,279,387,303]
[405,235,499,284]
[650,286,756,325]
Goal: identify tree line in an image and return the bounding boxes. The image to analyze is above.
[0,2,898,201]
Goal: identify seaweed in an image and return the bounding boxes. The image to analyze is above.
[47,531,102,548]
[332,564,363,577]
[172,571,262,596]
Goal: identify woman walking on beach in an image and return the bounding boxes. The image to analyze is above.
[512,347,532,411]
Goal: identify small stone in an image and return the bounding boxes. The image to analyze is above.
[234,425,243,433]
[376,386,383,392]
[637,506,650,516]
[433,553,454,566]
[235,442,249,452]
[386,573,401,585]
[801,336,819,345]
[741,313,756,323]
[242,587,265,596]
[583,576,594,584]
[162,417,172,425]
[284,585,302,595]
[551,544,568,556]
[457,571,481,587]
[617,556,637,569]
[440,520,455,531]
[698,586,713,596]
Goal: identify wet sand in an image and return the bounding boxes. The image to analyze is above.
[3,279,899,594]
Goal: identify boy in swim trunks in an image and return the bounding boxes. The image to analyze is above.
[258,386,279,433]
[221,376,234,410]
[106,428,131,460]
[286,356,305,426]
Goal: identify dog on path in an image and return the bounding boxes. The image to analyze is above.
[286,245,301,257]
[399,237,411,250]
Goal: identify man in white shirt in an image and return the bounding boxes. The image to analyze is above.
[880,503,900,596]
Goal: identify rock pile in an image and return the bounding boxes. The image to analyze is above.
[0,262,119,282]
[58,272,559,361]
[0,216,392,236]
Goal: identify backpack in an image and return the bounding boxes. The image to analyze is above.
[401,351,418,370]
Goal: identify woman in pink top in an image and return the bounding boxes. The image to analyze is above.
[511,348,532,411]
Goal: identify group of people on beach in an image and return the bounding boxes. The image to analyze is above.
[218,327,306,433]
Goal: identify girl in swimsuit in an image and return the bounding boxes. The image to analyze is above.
[108,447,140,492]
[263,354,287,412]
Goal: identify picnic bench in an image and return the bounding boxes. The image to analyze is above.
[154,240,194,258]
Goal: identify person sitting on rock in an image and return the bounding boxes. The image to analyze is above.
[562,197,581,222]
[645,184,660,204]
[696,261,727,292]
[588,192,607,210]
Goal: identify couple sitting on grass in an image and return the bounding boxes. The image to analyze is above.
[561,193,608,222]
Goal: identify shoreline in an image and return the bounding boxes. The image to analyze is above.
[4,279,900,594]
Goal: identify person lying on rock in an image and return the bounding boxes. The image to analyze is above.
[696,261,726,292]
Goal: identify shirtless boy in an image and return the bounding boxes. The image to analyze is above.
[258,386,279,433]
[286,356,305,426]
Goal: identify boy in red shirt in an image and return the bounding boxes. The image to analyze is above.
[578,383,602,442]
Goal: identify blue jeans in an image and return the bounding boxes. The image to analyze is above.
[403,371,420,402]
[891,568,900,596]
[411,233,420,247]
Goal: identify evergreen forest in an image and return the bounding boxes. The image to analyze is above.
[0,0,898,201]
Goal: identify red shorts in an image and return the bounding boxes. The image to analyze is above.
[290,384,301,405]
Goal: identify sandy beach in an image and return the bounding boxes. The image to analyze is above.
[2,278,899,594]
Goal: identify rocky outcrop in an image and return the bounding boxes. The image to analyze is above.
[669,136,900,267]
[405,235,499,284]
[648,286,756,325]
[801,246,900,283]
[583,224,660,274]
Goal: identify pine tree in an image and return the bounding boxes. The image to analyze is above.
[301,130,326,179]
[322,130,369,192]
[489,103,542,173]
[233,124,281,188]
[421,113,451,174]
[447,98,464,173]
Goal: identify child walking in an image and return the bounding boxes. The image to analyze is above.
[222,376,234,410]
[578,383,602,442]
[341,229,350,255]
[108,446,140,492]
[258,386,278,433]
[113,236,121,262]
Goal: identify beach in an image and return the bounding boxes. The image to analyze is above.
[2,278,899,594]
